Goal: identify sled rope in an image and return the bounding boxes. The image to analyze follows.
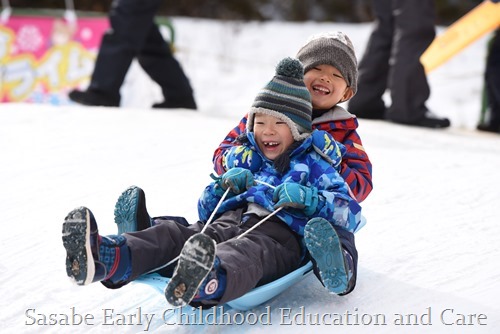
[231,179,280,239]
[254,179,276,189]
[144,188,231,274]
[145,179,279,273]
[200,187,231,234]
[236,206,283,239]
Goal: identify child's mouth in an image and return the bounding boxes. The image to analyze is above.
[263,141,279,147]
[312,85,330,95]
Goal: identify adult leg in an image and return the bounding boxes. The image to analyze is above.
[480,29,500,132]
[69,0,163,106]
[385,0,440,125]
[348,0,393,119]
[137,24,197,109]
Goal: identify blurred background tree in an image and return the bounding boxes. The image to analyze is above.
[6,0,482,25]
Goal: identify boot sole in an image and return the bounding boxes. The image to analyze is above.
[304,218,348,294]
[62,207,95,286]
[114,186,141,234]
[165,234,216,307]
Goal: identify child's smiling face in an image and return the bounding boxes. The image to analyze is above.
[303,64,353,110]
[253,113,295,161]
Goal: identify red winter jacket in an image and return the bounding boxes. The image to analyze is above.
[212,106,373,202]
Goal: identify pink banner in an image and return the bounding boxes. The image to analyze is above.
[0,15,109,104]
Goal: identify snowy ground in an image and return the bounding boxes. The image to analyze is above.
[1,18,500,334]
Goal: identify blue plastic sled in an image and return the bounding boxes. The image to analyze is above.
[135,260,313,311]
[134,217,365,312]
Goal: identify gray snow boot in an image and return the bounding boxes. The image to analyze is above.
[165,233,216,307]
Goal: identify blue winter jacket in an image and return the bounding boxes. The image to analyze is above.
[198,130,364,236]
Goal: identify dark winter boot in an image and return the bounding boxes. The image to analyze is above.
[411,111,451,129]
[68,89,120,107]
[152,95,197,110]
[62,207,131,286]
[165,233,216,307]
[114,186,152,234]
[304,217,354,295]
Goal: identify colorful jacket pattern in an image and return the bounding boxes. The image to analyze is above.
[199,130,364,236]
[212,106,373,202]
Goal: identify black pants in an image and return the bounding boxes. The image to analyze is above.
[349,0,435,123]
[88,0,193,101]
[123,208,302,305]
[485,29,500,128]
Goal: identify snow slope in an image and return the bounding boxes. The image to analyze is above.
[1,17,499,334]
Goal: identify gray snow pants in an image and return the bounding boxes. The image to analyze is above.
[122,207,302,305]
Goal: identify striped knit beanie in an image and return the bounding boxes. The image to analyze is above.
[247,57,312,141]
[296,31,358,95]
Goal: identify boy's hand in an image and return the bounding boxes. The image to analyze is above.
[222,145,263,173]
[311,130,346,170]
[273,183,318,216]
[219,168,254,194]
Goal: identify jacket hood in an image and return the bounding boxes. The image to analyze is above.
[312,106,359,131]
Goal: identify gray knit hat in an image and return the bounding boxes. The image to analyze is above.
[248,57,312,141]
[296,31,358,95]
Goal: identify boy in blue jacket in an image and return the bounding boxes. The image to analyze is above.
[62,58,364,308]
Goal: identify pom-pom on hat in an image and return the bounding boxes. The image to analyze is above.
[296,31,358,95]
[247,57,312,141]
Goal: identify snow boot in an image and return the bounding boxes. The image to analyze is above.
[114,186,152,234]
[165,233,216,307]
[68,89,120,107]
[191,256,226,302]
[62,207,131,286]
[304,217,354,295]
[152,95,197,110]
